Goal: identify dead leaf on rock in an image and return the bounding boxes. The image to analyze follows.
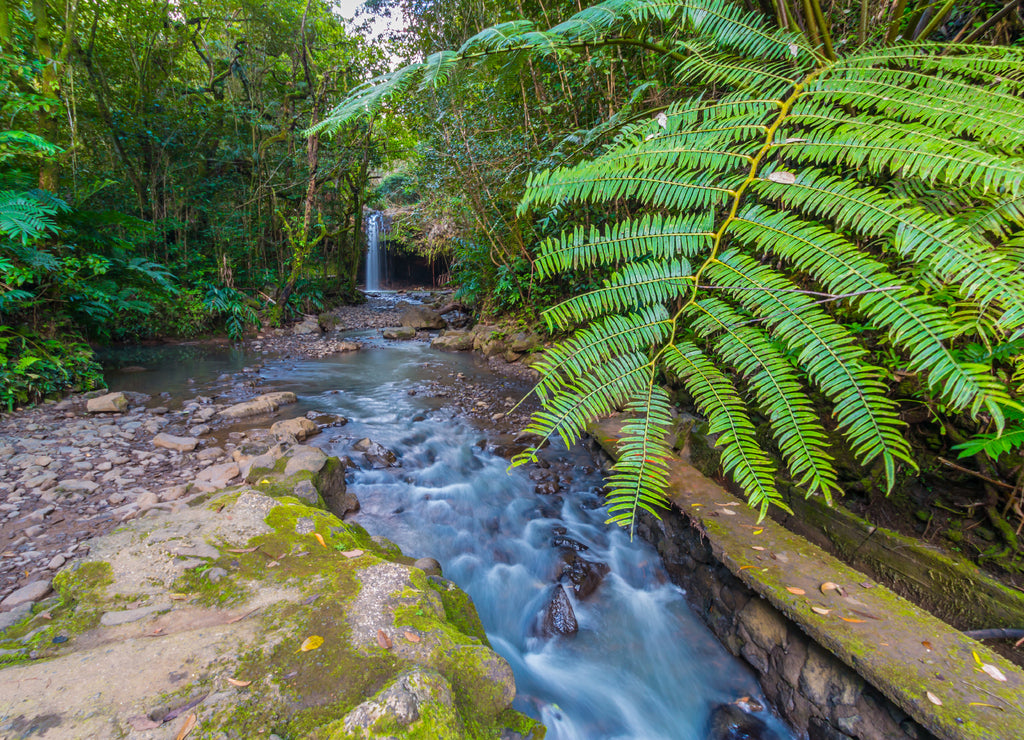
[226,677,252,687]
[811,606,831,615]
[717,508,737,516]
[404,631,421,643]
[786,587,806,595]
[377,629,393,649]
[169,593,189,601]
[226,607,260,624]
[299,635,324,652]
[840,617,866,623]
[921,641,932,651]
[314,533,327,548]
[126,716,162,731]
[751,546,765,551]
[981,664,1008,682]
[175,713,197,740]
[338,549,364,558]
[926,691,942,706]
[820,581,840,594]
[226,547,258,554]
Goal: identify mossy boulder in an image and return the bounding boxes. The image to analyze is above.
[0,442,536,739]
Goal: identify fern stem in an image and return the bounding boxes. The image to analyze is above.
[885,0,911,43]
[914,0,955,41]
[807,0,835,60]
[674,66,827,327]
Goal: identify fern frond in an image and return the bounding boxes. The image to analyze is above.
[604,378,675,533]
[532,307,673,399]
[663,342,783,516]
[687,297,840,499]
[543,258,693,328]
[535,214,712,277]
[521,164,740,213]
[706,252,913,486]
[754,169,1024,328]
[512,351,652,457]
[730,206,1010,420]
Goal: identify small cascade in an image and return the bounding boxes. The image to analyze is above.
[365,211,387,291]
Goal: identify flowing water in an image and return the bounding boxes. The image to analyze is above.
[105,336,793,739]
[259,338,794,740]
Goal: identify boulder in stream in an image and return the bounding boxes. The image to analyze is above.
[219,392,296,420]
[560,552,609,600]
[399,305,446,330]
[270,417,319,441]
[86,392,128,414]
[383,326,417,340]
[539,583,578,637]
[707,703,780,740]
[353,437,398,468]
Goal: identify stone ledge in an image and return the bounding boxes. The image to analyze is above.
[590,415,1024,740]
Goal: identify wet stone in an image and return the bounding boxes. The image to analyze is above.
[539,584,578,637]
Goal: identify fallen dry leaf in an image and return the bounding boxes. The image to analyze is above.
[126,716,162,731]
[169,593,189,601]
[338,549,364,558]
[840,617,866,623]
[739,565,756,570]
[968,702,1003,710]
[314,533,327,548]
[226,607,260,624]
[767,170,797,184]
[926,692,942,706]
[715,502,741,507]
[751,546,766,551]
[175,713,197,740]
[226,547,259,553]
[753,528,763,535]
[143,627,165,637]
[717,508,737,516]
[921,641,932,651]
[377,629,393,649]
[981,664,1008,682]
[810,606,831,616]
[299,635,324,652]
[786,587,806,596]
[820,581,840,594]
[37,611,52,620]
[404,631,421,643]
[226,677,252,687]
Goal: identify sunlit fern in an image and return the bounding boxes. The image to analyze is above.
[316,0,1024,533]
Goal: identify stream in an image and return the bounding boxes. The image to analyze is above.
[107,335,794,740]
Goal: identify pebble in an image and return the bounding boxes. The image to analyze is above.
[47,554,66,570]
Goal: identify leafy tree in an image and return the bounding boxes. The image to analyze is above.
[320,0,1024,533]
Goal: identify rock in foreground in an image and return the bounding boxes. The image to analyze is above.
[0,444,539,740]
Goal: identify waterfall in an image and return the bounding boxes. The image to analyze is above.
[365,211,387,291]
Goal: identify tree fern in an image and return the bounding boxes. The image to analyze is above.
[320,0,1024,533]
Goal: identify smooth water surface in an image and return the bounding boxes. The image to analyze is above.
[258,339,794,740]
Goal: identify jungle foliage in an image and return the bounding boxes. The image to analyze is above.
[323,0,1024,533]
[0,0,393,406]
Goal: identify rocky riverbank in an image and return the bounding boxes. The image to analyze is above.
[0,426,535,738]
[0,291,564,739]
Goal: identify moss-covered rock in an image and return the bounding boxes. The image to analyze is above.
[0,439,535,739]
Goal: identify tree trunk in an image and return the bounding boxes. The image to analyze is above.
[33,0,60,192]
